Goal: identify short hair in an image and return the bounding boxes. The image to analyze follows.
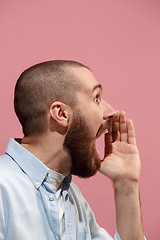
[14,60,90,136]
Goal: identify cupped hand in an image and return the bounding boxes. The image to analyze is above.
[99,111,141,184]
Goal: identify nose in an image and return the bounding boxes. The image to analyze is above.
[102,100,115,120]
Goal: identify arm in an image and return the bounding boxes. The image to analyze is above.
[114,179,143,240]
[99,111,144,240]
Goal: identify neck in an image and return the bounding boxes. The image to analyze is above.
[21,132,72,176]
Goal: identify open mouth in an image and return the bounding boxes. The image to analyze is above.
[96,116,114,138]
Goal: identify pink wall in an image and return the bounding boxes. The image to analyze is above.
[0,0,160,239]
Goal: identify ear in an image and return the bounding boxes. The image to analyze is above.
[49,101,71,128]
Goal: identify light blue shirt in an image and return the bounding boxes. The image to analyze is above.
[0,138,140,240]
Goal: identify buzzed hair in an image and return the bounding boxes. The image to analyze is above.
[14,60,90,136]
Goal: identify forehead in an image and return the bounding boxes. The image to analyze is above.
[69,67,100,93]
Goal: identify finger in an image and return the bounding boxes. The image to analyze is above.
[105,133,112,155]
[112,121,118,142]
[104,143,112,155]
[105,122,113,144]
[104,121,113,155]
[127,119,137,145]
[113,111,120,141]
[119,111,127,142]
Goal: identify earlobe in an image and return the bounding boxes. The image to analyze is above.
[50,102,69,128]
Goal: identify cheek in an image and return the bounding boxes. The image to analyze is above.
[93,105,104,122]
[89,108,103,130]
[78,102,103,132]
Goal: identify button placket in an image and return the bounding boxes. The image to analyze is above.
[62,191,72,240]
[43,179,60,237]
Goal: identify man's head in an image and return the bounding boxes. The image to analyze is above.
[14,60,115,178]
[14,60,89,136]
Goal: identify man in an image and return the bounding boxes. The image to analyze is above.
[0,60,146,240]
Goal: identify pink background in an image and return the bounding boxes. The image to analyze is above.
[0,0,160,239]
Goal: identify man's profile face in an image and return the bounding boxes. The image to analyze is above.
[64,67,115,178]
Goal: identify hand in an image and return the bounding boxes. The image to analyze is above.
[99,111,141,185]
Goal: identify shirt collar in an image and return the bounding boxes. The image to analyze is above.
[5,138,49,189]
[5,138,72,189]
[48,169,65,192]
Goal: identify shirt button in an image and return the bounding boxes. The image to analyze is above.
[56,236,60,240]
[49,195,54,201]
[35,181,40,187]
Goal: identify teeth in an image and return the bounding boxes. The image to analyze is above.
[104,129,109,134]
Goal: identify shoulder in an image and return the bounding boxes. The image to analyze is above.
[0,154,13,174]
[0,154,24,184]
[69,181,84,199]
[69,181,91,210]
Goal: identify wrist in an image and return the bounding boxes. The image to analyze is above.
[114,179,140,196]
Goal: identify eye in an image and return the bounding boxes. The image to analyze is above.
[94,94,101,104]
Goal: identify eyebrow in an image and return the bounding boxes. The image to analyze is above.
[92,84,102,93]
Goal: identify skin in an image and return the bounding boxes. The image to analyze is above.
[21,66,144,240]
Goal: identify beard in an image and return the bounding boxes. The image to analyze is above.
[64,111,101,178]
